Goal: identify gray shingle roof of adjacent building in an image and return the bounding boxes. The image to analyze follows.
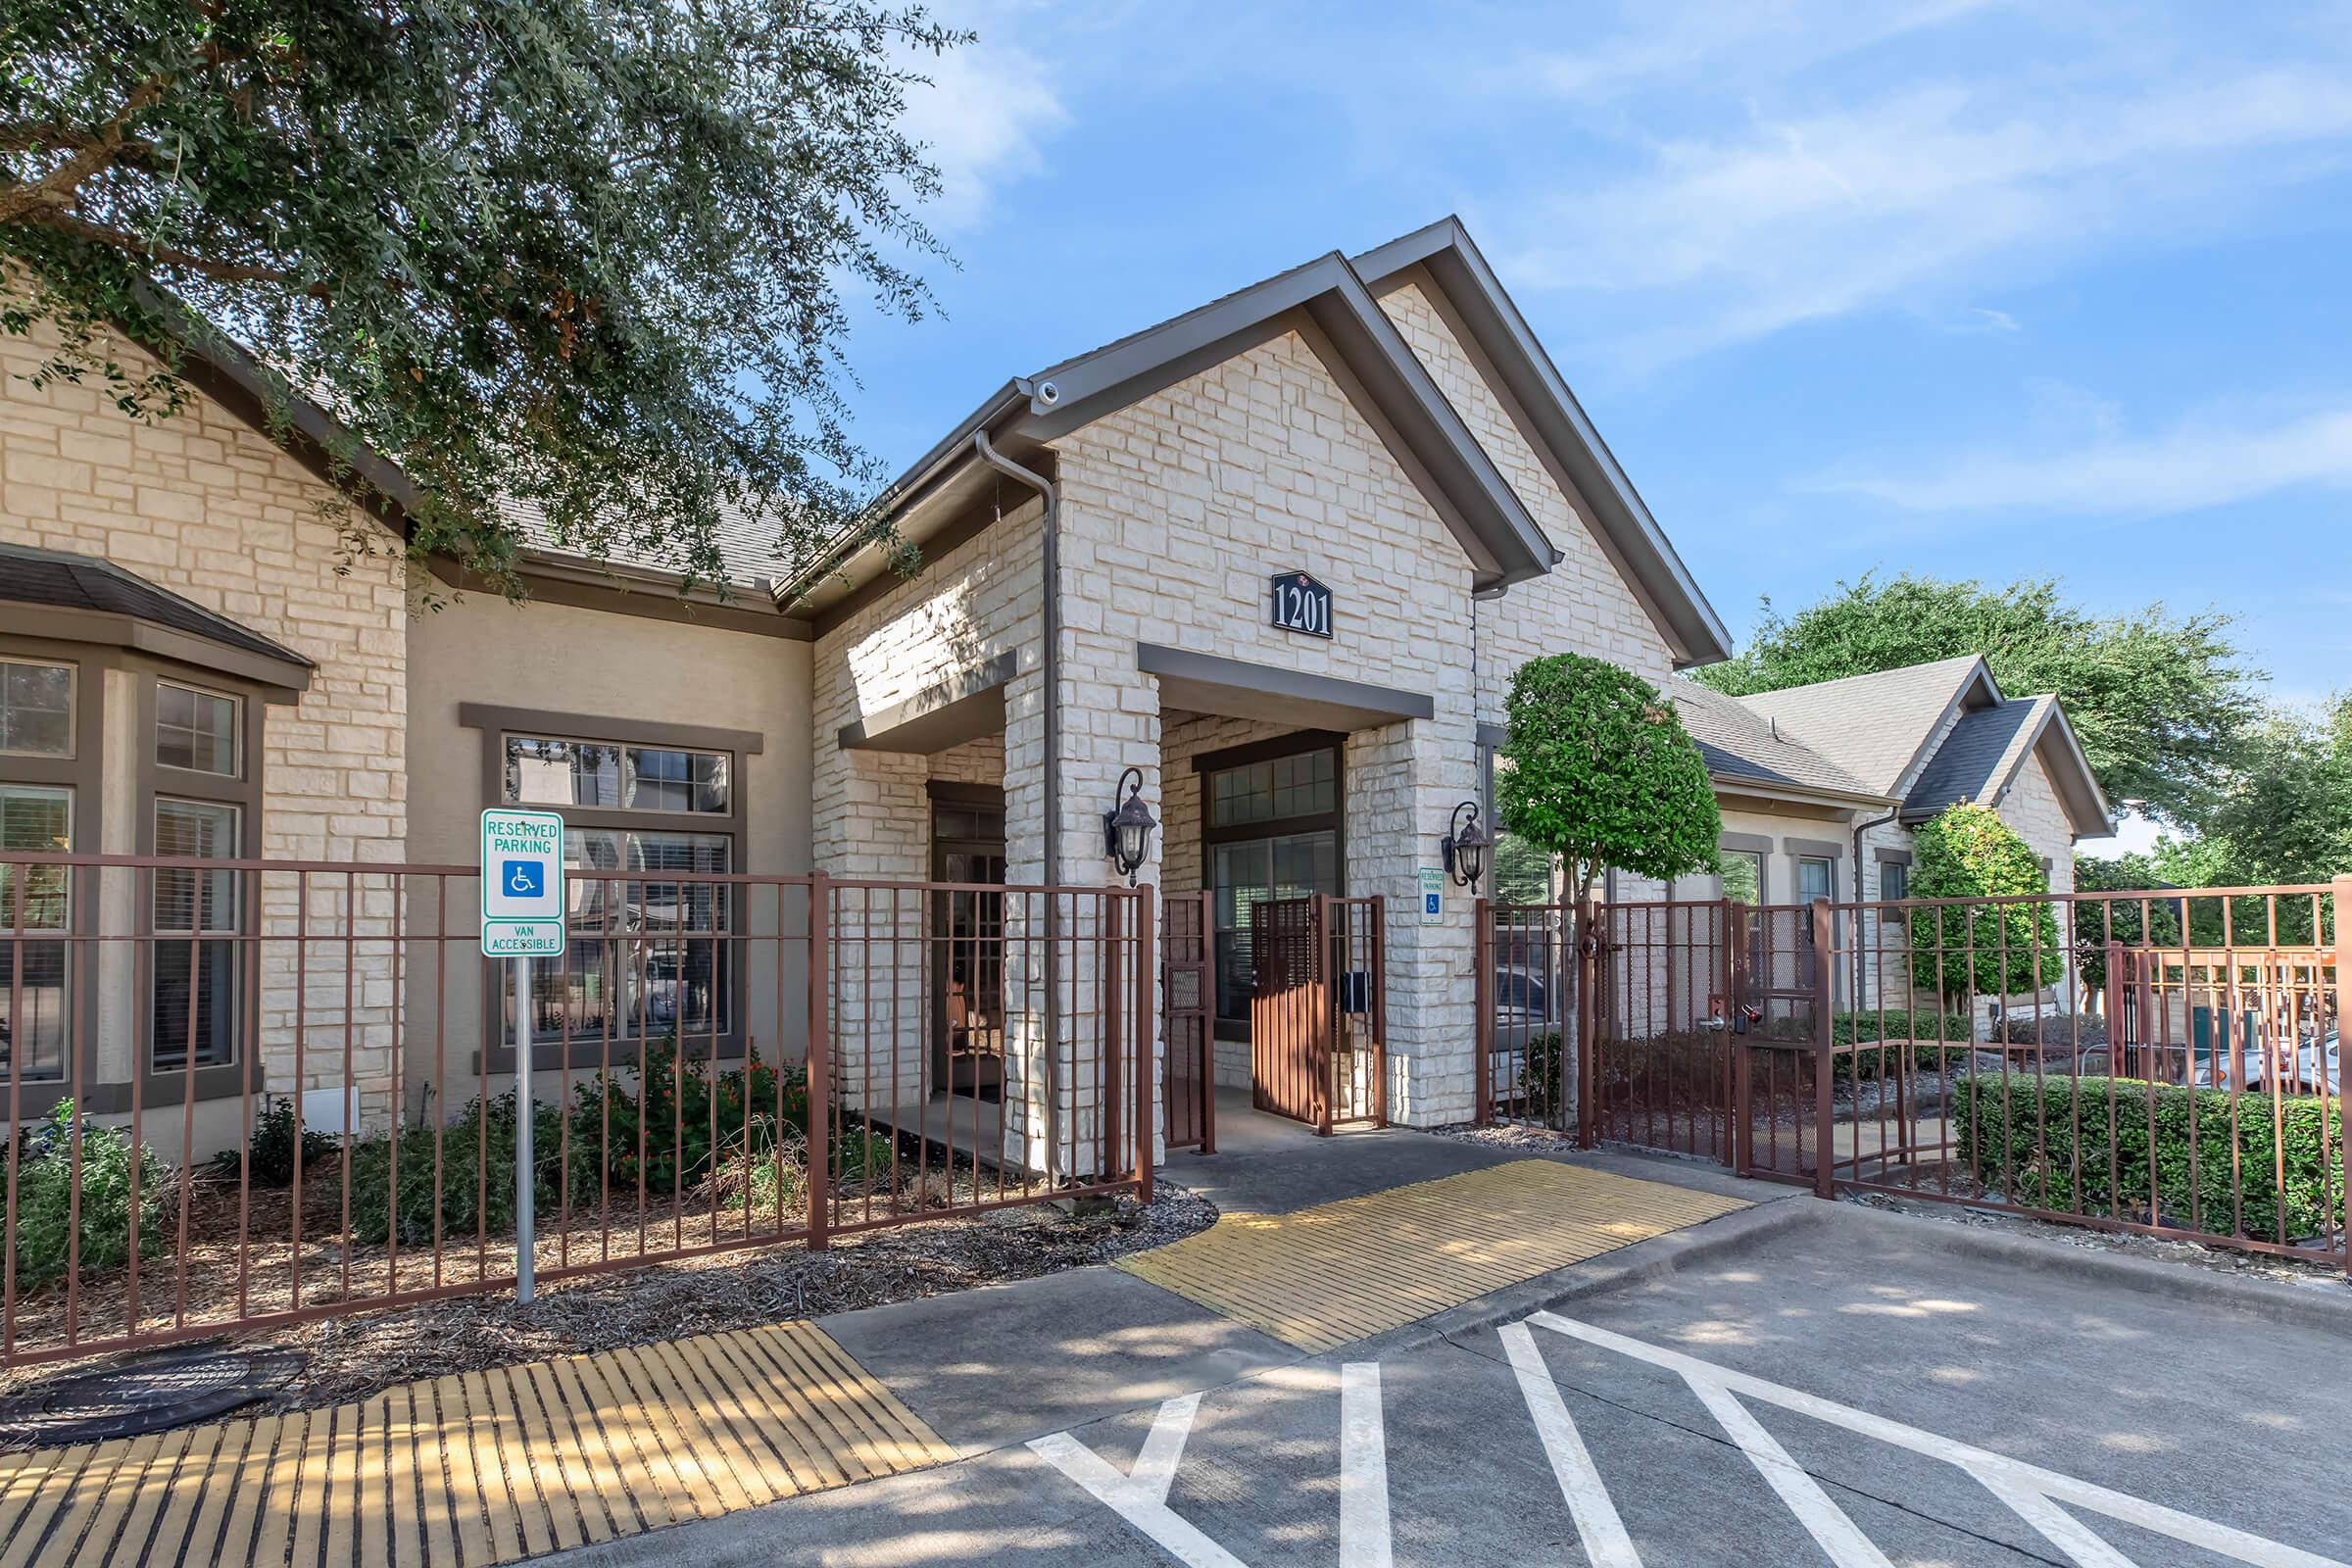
[1733,654,1991,797]
[0,542,312,669]
[1901,694,2056,820]
[1668,681,1886,803]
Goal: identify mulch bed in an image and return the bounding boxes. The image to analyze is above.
[0,1167,1214,1416]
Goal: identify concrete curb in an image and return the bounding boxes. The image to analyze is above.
[1815,1200,2352,1339]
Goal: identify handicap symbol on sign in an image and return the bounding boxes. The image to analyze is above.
[504,859,544,899]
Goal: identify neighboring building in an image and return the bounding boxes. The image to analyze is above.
[1668,655,2113,1019]
[1,215,1732,1156]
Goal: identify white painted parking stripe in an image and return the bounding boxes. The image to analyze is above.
[1979,1473,2144,1568]
[1683,1378,1892,1568]
[1499,1322,1644,1568]
[1527,1312,2347,1568]
[1027,1396,1249,1568]
[1340,1364,1393,1568]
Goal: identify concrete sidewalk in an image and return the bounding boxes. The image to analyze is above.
[0,1105,1794,1568]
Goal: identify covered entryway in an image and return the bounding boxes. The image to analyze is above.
[1249,894,1387,1133]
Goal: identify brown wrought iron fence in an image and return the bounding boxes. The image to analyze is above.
[1742,882,2349,1268]
[1478,883,2349,1270]
[0,853,1150,1368]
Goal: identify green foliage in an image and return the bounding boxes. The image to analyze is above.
[2196,697,2352,887]
[1908,806,2064,1001]
[566,1039,805,1198]
[1758,1009,1975,1081]
[2,0,968,595]
[1953,1076,2338,1243]
[206,1095,335,1187]
[8,1102,170,1288]
[347,1091,565,1249]
[1690,572,2258,828]
[1497,654,1722,904]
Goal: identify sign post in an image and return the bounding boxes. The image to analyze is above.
[480,808,564,1302]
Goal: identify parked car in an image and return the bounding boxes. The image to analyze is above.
[2191,1030,2340,1095]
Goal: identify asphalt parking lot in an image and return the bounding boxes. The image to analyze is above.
[564,1199,2352,1568]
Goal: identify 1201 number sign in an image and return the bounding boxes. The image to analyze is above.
[1270,571,1333,638]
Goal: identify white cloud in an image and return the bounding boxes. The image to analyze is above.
[898,39,1070,230]
[1808,406,2352,514]
[1496,43,2352,365]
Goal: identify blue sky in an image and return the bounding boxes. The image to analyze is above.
[842,0,2352,733]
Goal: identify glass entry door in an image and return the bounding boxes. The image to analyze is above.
[1212,829,1338,1026]
[931,793,1006,1100]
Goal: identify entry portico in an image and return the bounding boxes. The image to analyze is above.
[787,217,1731,1143]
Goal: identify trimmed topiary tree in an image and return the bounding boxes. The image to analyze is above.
[1496,655,1723,905]
[1907,803,2064,1002]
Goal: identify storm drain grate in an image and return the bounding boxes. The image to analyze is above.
[0,1343,303,1448]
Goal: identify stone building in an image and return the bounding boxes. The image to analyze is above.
[4,216,1766,1159]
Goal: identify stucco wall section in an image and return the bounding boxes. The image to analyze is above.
[403,590,813,1102]
[1376,281,1677,710]
[1,319,408,1129]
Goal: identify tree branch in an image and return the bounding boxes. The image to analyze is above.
[0,74,173,224]
[13,207,309,290]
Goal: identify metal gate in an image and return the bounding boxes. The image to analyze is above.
[1583,900,1740,1162]
[1162,889,1216,1152]
[1250,895,1386,1133]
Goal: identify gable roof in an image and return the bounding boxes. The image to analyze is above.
[1735,654,1995,798]
[1668,681,1891,807]
[1710,654,2113,839]
[1350,219,1730,668]
[777,218,1732,665]
[1900,693,2110,836]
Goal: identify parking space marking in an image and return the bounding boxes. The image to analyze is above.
[1027,1395,1247,1568]
[1339,1365,1392,1568]
[1498,1322,1642,1568]
[1529,1312,2348,1568]
[1028,1313,2350,1568]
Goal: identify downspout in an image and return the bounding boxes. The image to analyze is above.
[1853,805,1902,1014]
[972,431,1059,885]
[972,430,1063,1175]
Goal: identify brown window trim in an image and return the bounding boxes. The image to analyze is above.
[135,668,268,1106]
[0,639,110,1116]
[461,703,759,1072]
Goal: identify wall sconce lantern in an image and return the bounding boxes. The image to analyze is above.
[1104,765,1157,885]
[1442,800,1489,892]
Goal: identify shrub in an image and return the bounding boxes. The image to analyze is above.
[1497,653,1721,904]
[8,1102,172,1288]
[1908,805,2064,1002]
[1759,1009,1975,1081]
[1952,1075,2337,1242]
[207,1096,336,1187]
[346,1091,565,1249]
[1996,1010,2106,1051]
[565,1038,806,1199]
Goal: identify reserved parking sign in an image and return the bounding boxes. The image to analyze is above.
[480,807,565,956]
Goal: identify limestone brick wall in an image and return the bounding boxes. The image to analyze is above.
[1056,328,1483,1127]
[809,497,1042,1147]
[1,320,408,1140]
[1376,282,1677,715]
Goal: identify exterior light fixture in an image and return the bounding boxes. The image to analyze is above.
[1442,801,1489,892]
[1103,765,1157,885]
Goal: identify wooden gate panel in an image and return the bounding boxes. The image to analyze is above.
[1162,890,1215,1152]
[1250,897,1325,1125]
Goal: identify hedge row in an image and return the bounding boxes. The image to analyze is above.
[1950,1075,2341,1245]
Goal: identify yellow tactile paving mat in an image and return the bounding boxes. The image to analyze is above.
[1118,1160,1749,1353]
[0,1321,955,1568]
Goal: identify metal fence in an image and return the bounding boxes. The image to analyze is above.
[1480,882,2350,1271]
[0,853,1151,1368]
